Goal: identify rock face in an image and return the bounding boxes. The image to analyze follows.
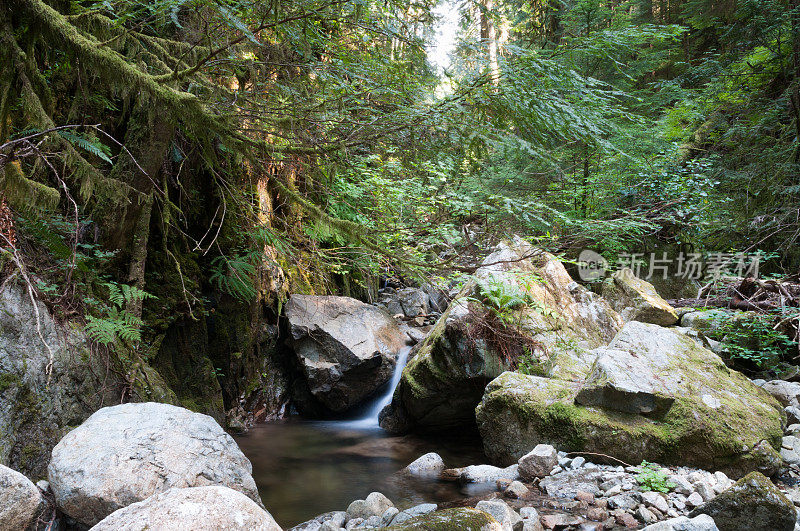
[518,444,558,480]
[0,284,177,478]
[376,287,430,318]
[286,295,406,412]
[90,486,281,531]
[689,472,796,531]
[380,237,622,433]
[48,402,261,526]
[601,268,679,325]
[0,464,44,530]
[476,322,784,477]
[383,507,502,530]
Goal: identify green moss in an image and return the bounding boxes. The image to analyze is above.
[0,372,20,393]
[383,508,498,530]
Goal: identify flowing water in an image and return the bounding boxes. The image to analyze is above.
[235,347,489,528]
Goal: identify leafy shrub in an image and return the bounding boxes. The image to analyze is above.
[717,312,795,369]
[636,461,675,493]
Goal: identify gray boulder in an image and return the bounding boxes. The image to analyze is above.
[476,322,784,477]
[474,500,522,531]
[48,402,260,526]
[690,472,796,531]
[403,452,445,476]
[0,464,45,531]
[380,238,622,433]
[90,486,281,530]
[601,268,678,325]
[457,464,519,483]
[346,492,394,520]
[377,288,429,317]
[286,295,406,412]
[761,380,800,407]
[518,444,558,480]
[642,514,718,530]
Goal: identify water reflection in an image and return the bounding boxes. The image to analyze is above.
[235,419,487,528]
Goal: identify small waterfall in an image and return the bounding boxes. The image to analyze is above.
[341,346,411,429]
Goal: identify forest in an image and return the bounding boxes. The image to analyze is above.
[3,0,800,529]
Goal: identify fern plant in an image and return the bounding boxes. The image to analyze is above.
[84,282,154,346]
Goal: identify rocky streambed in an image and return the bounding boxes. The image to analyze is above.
[6,236,800,530]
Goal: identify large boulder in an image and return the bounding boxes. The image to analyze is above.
[476,322,784,477]
[380,238,622,433]
[90,486,281,531]
[0,463,45,530]
[0,285,177,478]
[602,268,679,325]
[48,402,261,526]
[689,472,796,531]
[286,295,407,412]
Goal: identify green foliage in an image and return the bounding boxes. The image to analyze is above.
[717,313,795,369]
[636,461,676,493]
[84,282,155,346]
[209,252,259,303]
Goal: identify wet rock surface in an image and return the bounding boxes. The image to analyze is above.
[286,295,407,413]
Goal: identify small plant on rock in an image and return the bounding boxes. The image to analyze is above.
[636,461,675,493]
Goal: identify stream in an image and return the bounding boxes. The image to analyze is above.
[235,346,490,528]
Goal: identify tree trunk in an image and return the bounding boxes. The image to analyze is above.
[96,98,174,315]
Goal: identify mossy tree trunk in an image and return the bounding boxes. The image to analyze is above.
[96,98,174,315]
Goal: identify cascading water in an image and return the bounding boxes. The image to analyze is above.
[341,345,412,429]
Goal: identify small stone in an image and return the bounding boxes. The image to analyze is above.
[571,456,586,469]
[635,506,657,524]
[519,506,540,519]
[505,480,530,499]
[607,494,637,511]
[36,480,50,492]
[615,512,639,528]
[475,499,522,530]
[604,484,623,497]
[519,444,559,480]
[540,513,583,529]
[381,507,399,525]
[587,507,608,521]
[670,475,694,495]
[363,515,382,528]
[346,492,393,520]
[522,519,544,531]
[497,478,513,491]
[694,482,715,502]
[576,491,595,504]
[550,466,563,475]
[686,492,704,507]
[641,491,669,514]
[345,518,363,530]
[404,452,445,476]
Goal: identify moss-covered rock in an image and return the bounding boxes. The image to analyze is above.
[476,323,784,478]
[380,237,622,433]
[690,472,796,531]
[0,285,129,479]
[382,508,501,530]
